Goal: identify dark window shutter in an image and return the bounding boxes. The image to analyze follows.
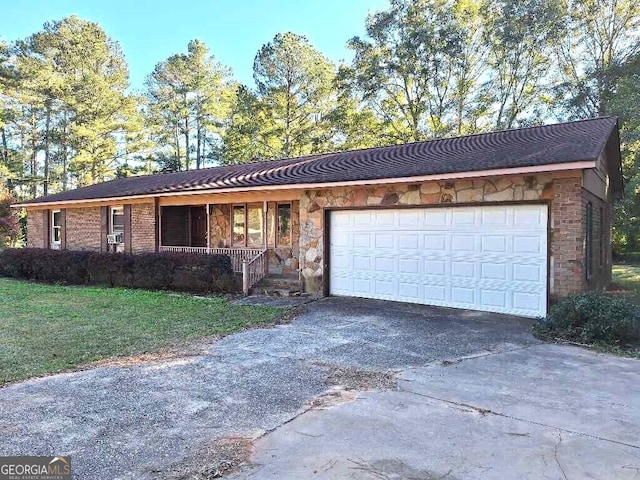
[100,206,109,252]
[43,210,50,249]
[60,209,66,250]
[154,198,160,252]
[124,204,132,254]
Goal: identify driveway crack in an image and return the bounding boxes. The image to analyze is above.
[402,388,640,450]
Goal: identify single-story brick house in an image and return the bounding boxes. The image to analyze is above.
[14,117,622,317]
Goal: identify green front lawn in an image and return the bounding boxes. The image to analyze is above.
[0,278,284,384]
[612,264,640,298]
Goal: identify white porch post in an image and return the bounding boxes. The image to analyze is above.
[263,200,268,274]
[206,203,210,252]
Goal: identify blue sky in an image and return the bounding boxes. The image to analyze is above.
[1,0,388,92]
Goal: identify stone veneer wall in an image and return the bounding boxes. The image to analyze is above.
[299,174,595,298]
[210,204,231,248]
[209,201,300,274]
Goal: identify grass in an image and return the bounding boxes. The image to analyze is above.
[0,278,284,384]
[612,263,640,298]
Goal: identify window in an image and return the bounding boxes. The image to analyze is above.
[110,206,124,235]
[277,204,291,246]
[586,202,593,279]
[51,210,61,248]
[247,204,264,246]
[232,205,246,246]
[229,203,293,248]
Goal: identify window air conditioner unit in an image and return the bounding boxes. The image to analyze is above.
[107,233,123,245]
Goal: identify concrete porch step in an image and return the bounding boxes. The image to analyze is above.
[250,274,302,296]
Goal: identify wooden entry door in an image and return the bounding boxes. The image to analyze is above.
[190,206,207,247]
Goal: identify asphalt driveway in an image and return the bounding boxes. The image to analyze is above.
[0,297,638,479]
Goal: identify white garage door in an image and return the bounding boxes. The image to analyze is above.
[329,205,548,317]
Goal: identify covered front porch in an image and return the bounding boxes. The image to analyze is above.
[158,200,300,291]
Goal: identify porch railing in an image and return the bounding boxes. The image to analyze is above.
[210,247,264,273]
[158,246,263,273]
[158,245,268,295]
[242,249,268,295]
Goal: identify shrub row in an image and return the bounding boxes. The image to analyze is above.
[534,291,640,346]
[0,248,238,293]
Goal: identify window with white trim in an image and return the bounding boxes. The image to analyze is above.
[51,210,61,249]
[110,206,124,242]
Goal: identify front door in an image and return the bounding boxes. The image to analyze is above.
[190,206,207,247]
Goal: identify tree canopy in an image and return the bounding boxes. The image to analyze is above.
[1,3,640,250]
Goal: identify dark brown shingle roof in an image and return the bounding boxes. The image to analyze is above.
[18,117,619,205]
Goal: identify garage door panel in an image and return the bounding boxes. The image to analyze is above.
[482,208,509,226]
[514,207,546,226]
[481,289,508,308]
[352,255,371,271]
[451,236,475,252]
[352,233,372,248]
[481,263,508,280]
[451,262,475,278]
[330,205,548,317]
[513,263,542,282]
[452,209,476,226]
[514,235,544,254]
[398,210,421,226]
[481,235,508,253]
[399,234,420,250]
[374,233,395,249]
[451,286,475,305]
[425,234,447,250]
[425,210,447,227]
[398,282,420,299]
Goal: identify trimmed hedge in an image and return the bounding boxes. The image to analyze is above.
[534,291,640,346]
[0,248,238,293]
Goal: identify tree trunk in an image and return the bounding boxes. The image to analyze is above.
[184,116,190,171]
[285,78,292,157]
[43,100,52,196]
[196,94,202,169]
[174,123,181,171]
[30,112,38,198]
[0,126,8,166]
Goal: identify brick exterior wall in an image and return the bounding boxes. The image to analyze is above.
[549,177,583,298]
[131,202,156,254]
[26,211,45,248]
[65,207,102,251]
[23,170,614,305]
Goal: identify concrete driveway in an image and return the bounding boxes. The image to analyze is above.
[0,297,638,479]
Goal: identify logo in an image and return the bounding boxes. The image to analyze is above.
[0,456,71,480]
